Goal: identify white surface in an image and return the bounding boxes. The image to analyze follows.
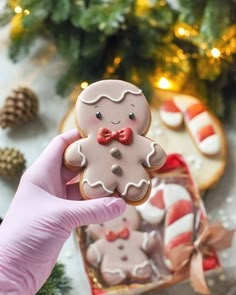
[1,26,236,295]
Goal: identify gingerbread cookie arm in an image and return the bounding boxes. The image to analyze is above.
[141,138,166,169]
[64,140,86,171]
[86,240,104,267]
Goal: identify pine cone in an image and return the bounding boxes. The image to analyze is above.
[0,87,39,129]
[0,148,26,179]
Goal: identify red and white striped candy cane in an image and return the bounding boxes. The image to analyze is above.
[160,95,221,156]
[137,180,194,270]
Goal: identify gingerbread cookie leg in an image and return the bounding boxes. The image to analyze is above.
[80,171,115,199]
[102,268,126,285]
[132,261,152,281]
[122,180,150,203]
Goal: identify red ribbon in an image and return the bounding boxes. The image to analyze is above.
[97,127,133,145]
[105,228,130,242]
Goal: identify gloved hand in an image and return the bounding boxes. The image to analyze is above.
[0,129,126,294]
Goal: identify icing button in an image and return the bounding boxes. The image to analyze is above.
[110,148,121,158]
[118,244,124,250]
[121,255,128,261]
[111,164,122,175]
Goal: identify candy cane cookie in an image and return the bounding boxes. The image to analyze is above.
[160,95,221,156]
[137,181,194,270]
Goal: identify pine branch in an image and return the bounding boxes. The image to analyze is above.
[37,263,72,295]
[199,0,231,46]
[0,0,236,117]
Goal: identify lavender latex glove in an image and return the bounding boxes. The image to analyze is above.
[0,129,126,294]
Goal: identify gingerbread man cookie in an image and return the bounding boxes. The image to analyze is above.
[64,80,166,205]
[86,206,157,286]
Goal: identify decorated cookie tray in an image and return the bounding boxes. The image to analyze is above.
[75,154,233,295]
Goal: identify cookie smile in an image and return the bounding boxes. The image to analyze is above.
[111,120,121,125]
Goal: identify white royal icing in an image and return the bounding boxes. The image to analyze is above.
[82,179,114,194]
[199,134,220,155]
[77,142,86,167]
[164,213,194,246]
[132,260,150,276]
[163,184,191,209]
[142,232,149,250]
[80,89,142,104]
[160,110,183,127]
[102,268,126,279]
[91,244,101,264]
[121,179,150,196]
[136,196,165,224]
[173,96,198,112]
[188,112,211,134]
[146,142,157,167]
[136,187,165,224]
[137,184,192,225]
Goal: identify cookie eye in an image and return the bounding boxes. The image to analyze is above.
[129,112,135,120]
[96,112,102,119]
[122,217,127,222]
[100,223,104,227]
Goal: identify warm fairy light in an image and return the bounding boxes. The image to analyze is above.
[177,27,186,36]
[172,57,179,63]
[157,77,171,89]
[80,81,89,89]
[176,25,192,38]
[131,74,140,84]
[113,56,121,65]
[107,66,115,74]
[211,48,221,58]
[14,6,23,13]
[159,0,166,6]
[24,9,30,15]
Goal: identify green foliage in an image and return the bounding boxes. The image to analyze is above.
[199,0,230,45]
[1,0,236,117]
[0,8,14,26]
[37,263,72,295]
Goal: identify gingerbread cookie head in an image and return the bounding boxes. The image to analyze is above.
[75,80,151,137]
[87,206,140,241]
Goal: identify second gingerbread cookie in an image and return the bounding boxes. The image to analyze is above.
[64,80,166,205]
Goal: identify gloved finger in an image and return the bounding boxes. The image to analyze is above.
[26,129,80,175]
[57,197,127,229]
[66,183,82,201]
[61,165,80,184]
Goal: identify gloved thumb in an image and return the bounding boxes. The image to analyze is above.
[57,197,127,230]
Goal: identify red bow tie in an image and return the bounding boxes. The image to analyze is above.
[105,228,130,242]
[97,127,133,145]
